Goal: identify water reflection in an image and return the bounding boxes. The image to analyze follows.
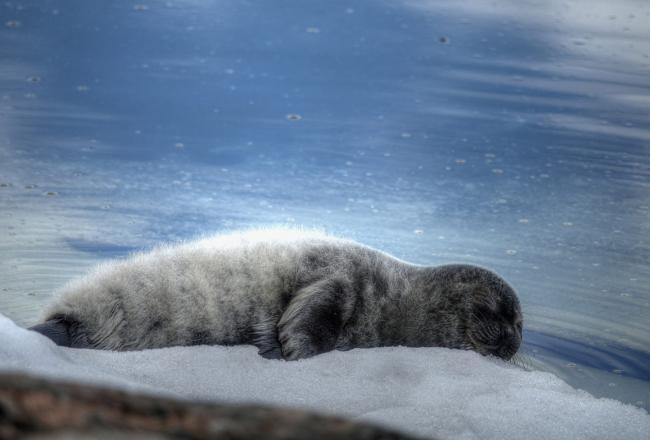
[1,0,649,409]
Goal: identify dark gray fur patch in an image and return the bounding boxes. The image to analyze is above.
[189,330,212,346]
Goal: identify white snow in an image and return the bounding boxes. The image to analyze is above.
[0,313,647,440]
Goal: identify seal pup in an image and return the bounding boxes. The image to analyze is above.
[29,229,523,360]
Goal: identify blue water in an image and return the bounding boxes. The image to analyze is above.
[1,0,649,410]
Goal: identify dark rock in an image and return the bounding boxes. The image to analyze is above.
[0,373,420,440]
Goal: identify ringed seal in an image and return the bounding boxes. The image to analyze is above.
[29,229,523,360]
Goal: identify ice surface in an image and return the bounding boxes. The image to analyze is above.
[1,313,647,440]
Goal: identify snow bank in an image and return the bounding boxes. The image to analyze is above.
[0,314,647,440]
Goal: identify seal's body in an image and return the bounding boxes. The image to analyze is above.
[31,229,523,360]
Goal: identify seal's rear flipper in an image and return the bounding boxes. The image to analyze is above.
[29,318,75,347]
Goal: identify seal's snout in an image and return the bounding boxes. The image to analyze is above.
[29,319,73,347]
[470,321,523,361]
[492,325,522,360]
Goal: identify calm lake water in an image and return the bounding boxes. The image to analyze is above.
[1,0,649,410]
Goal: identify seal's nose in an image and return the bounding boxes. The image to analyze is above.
[495,326,521,360]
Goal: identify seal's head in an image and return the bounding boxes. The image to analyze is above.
[414,264,523,360]
[455,265,522,360]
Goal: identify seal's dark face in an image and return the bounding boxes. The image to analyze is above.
[417,264,523,360]
[465,285,523,360]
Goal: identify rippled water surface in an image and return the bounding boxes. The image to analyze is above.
[1,0,649,410]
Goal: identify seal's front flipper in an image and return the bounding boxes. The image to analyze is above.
[29,316,89,348]
[251,313,284,359]
[277,278,356,361]
[257,345,284,359]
